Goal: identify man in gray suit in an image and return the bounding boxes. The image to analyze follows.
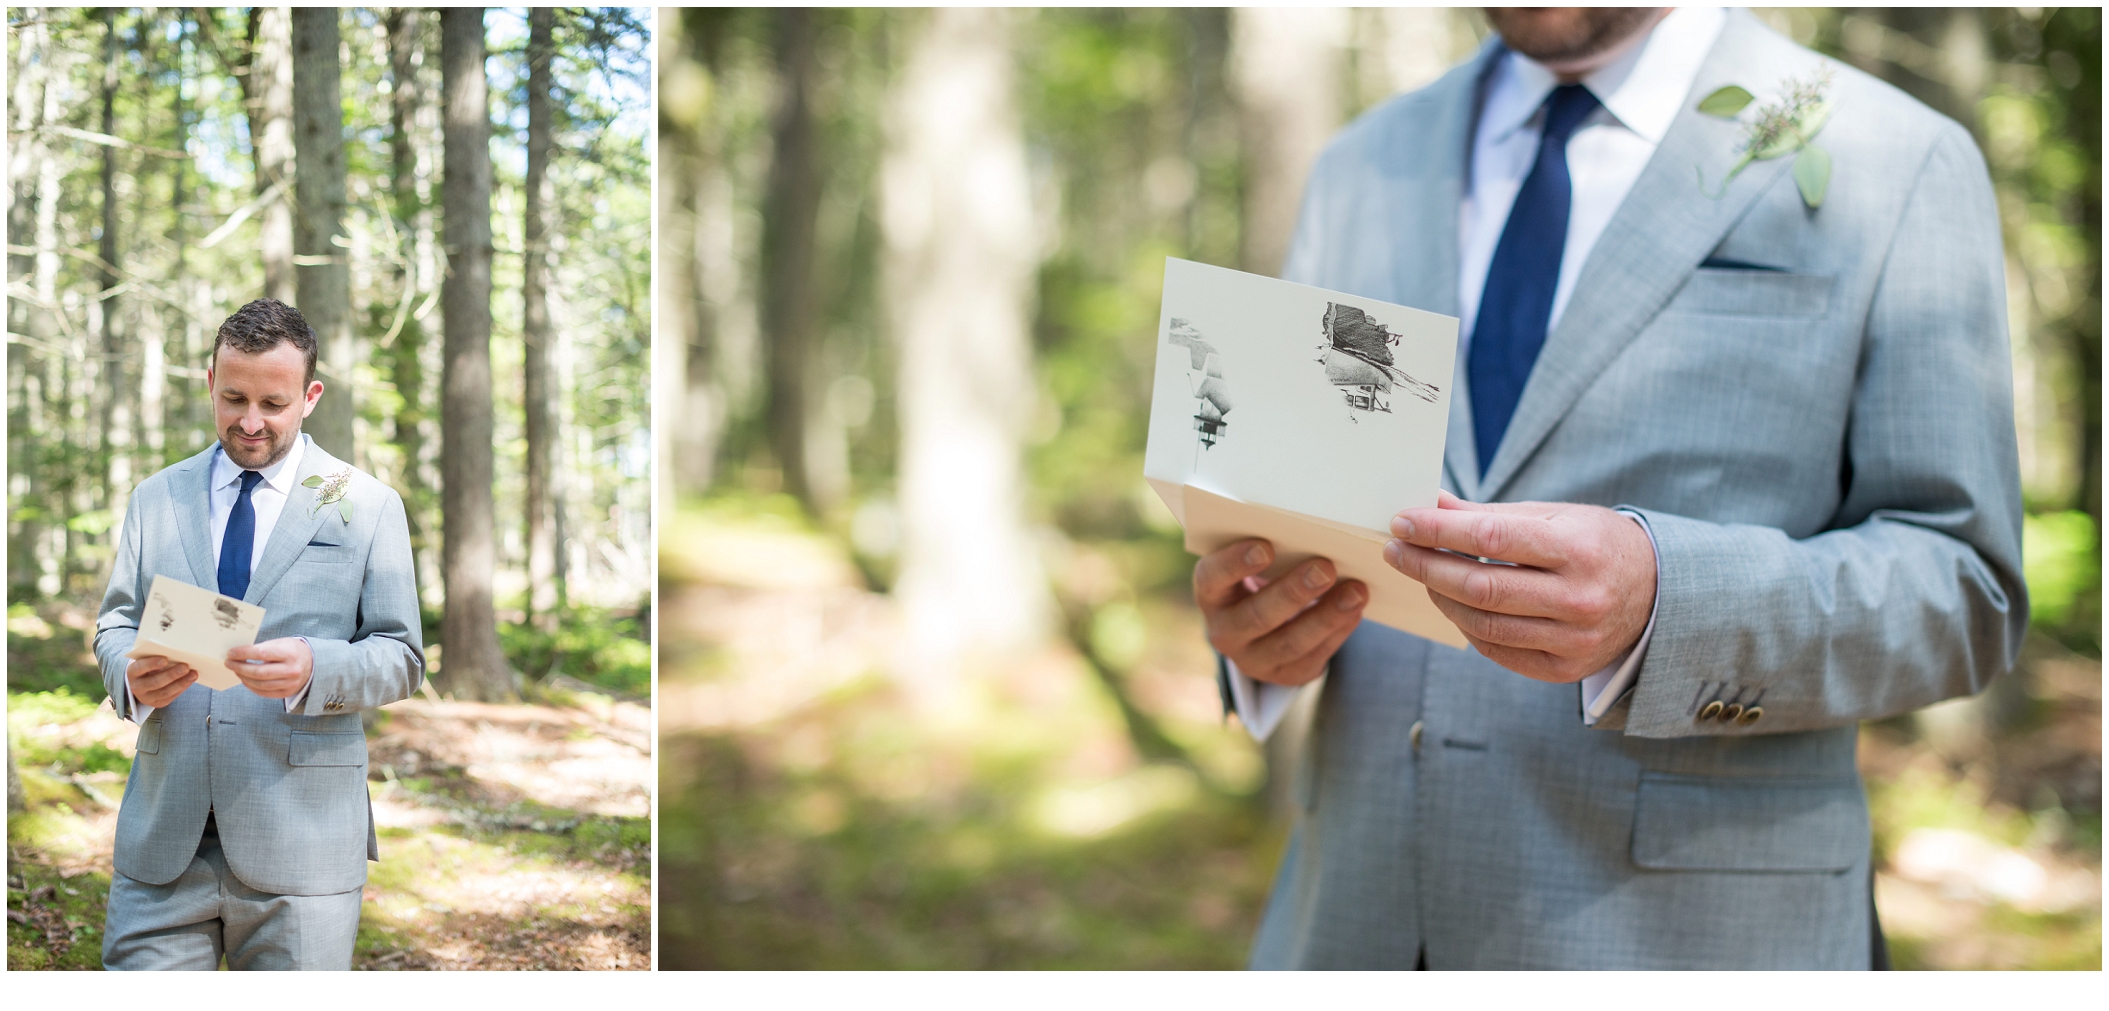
[96,298,424,969]
[1197,8,2024,968]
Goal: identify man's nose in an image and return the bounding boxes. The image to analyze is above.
[240,407,267,434]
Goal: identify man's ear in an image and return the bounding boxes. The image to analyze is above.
[302,379,324,418]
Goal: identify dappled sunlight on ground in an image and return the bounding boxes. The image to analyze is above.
[658,500,1279,968]
[8,667,649,970]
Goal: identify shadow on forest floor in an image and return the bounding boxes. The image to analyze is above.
[657,499,2101,970]
[6,604,650,971]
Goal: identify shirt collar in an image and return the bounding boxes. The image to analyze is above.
[1482,6,1728,146]
[211,432,308,495]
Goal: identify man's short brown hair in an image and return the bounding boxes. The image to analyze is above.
[213,298,318,383]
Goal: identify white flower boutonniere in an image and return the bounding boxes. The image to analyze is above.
[303,467,354,523]
[1697,67,1836,209]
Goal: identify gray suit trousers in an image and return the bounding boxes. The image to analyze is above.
[102,820,362,971]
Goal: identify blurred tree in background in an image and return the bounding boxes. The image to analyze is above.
[660,6,2098,969]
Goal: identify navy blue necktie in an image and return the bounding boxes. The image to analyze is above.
[1468,83,1602,477]
[218,469,264,600]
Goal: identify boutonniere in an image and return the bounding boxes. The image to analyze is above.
[1696,67,1835,209]
[303,467,354,523]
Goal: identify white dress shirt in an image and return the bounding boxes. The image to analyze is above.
[128,433,314,723]
[1230,8,1725,740]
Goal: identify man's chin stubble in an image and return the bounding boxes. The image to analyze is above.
[222,430,296,470]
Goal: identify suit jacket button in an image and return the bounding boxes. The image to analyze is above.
[1698,701,1724,721]
[1737,706,1763,725]
[1720,703,1744,722]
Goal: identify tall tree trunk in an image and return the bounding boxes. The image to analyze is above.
[100,8,132,525]
[293,7,355,460]
[386,7,428,566]
[761,8,824,512]
[523,6,561,624]
[9,8,51,597]
[438,7,515,702]
[1230,7,1346,277]
[244,7,295,303]
[882,7,1049,696]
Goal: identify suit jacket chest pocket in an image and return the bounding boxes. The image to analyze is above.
[1664,268,1834,319]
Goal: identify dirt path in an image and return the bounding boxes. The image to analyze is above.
[7,691,650,970]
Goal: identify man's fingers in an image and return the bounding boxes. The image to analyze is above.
[1389,507,1570,568]
[1385,542,1569,619]
[1243,579,1364,666]
[1194,539,1274,609]
[1423,589,1571,653]
[226,642,292,664]
[1221,559,1339,644]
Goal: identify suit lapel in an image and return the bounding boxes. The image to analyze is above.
[243,437,335,605]
[173,447,219,588]
[1476,12,1817,501]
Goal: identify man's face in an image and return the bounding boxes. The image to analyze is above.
[1484,7,1667,75]
[208,342,323,470]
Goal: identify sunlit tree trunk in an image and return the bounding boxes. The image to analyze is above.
[438,7,515,702]
[100,8,132,527]
[293,7,355,460]
[9,8,51,597]
[760,8,826,513]
[386,7,429,573]
[1230,7,1347,277]
[523,6,562,624]
[882,7,1049,695]
[244,7,295,303]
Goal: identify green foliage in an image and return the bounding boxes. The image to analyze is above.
[1697,84,1754,117]
[2024,510,2101,648]
[501,606,651,698]
[7,606,105,699]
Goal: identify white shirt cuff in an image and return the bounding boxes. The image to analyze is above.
[1226,658,1307,742]
[1580,509,1662,725]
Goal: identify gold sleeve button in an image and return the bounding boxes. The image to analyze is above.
[1698,700,1724,721]
[1736,706,1763,726]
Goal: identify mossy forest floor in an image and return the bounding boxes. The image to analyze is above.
[8,605,650,971]
[659,498,2100,970]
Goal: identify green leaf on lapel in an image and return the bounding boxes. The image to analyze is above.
[338,499,353,524]
[1697,85,1754,117]
[1793,144,1831,209]
[302,475,324,488]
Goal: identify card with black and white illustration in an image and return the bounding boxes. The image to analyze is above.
[124,574,266,691]
[1144,257,1465,646]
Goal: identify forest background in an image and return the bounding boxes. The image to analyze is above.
[7,7,652,969]
[658,7,2102,969]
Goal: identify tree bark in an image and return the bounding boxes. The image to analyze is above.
[386,7,428,560]
[883,7,1050,696]
[100,8,132,523]
[438,7,515,702]
[1229,7,1346,277]
[243,7,295,304]
[523,6,561,623]
[761,8,824,512]
[293,7,355,460]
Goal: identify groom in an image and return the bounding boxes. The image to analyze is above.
[95,298,424,970]
[1200,8,2025,968]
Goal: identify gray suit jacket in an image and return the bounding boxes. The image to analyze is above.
[1251,11,2025,969]
[96,435,425,896]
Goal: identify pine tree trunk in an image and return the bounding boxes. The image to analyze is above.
[523,7,560,625]
[883,7,1049,696]
[386,7,428,563]
[244,7,295,304]
[437,7,515,702]
[761,8,824,512]
[100,9,132,528]
[292,7,355,461]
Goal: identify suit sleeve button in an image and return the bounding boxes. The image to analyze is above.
[1736,706,1763,725]
[1720,703,1743,722]
[1698,700,1724,721]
